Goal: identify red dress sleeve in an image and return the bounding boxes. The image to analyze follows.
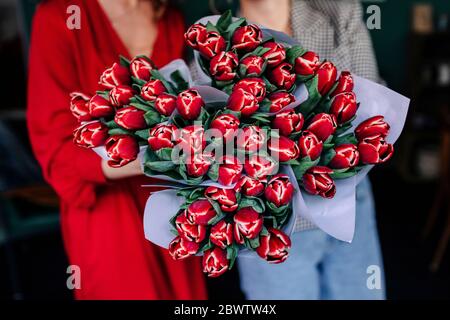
[27,2,106,210]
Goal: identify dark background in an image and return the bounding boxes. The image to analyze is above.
[0,0,449,300]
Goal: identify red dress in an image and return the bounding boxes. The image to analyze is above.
[27,0,207,300]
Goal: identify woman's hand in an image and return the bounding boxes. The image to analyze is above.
[101,158,143,180]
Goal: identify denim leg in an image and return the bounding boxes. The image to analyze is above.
[319,177,386,300]
[237,229,328,300]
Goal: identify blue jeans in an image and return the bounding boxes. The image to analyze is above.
[237,177,385,300]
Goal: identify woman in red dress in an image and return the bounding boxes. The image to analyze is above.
[27,0,207,299]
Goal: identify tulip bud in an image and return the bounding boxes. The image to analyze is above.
[272,110,304,136]
[239,55,266,77]
[233,207,263,244]
[267,62,296,90]
[175,212,207,243]
[105,135,139,167]
[354,116,390,141]
[99,62,130,89]
[358,135,394,164]
[265,174,294,207]
[231,24,262,52]
[210,113,240,142]
[256,228,291,264]
[330,92,358,125]
[227,88,259,117]
[109,85,135,107]
[184,23,207,50]
[154,93,177,116]
[198,31,226,59]
[302,166,336,199]
[234,175,265,197]
[268,136,300,162]
[141,79,167,102]
[148,123,176,151]
[176,89,205,120]
[244,154,277,180]
[210,220,234,249]
[262,41,286,67]
[233,78,266,102]
[186,154,211,177]
[114,106,147,130]
[205,186,238,212]
[88,94,114,118]
[267,91,295,113]
[316,61,337,96]
[174,125,206,154]
[209,51,239,82]
[298,131,323,161]
[218,156,243,186]
[329,144,360,169]
[331,71,354,97]
[73,121,108,148]
[168,236,199,260]
[130,56,155,81]
[306,113,337,142]
[202,247,229,277]
[294,51,320,76]
[70,92,92,121]
[186,199,217,225]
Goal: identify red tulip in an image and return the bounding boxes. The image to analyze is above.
[186,199,217,225]
[244,154,277,180]
[262,41,286,67]
[268,136,300,162]
[227,88,259,117]
[202,247,229,278]
[233,78,266,102]
[174,125,206,154]
[73,121,108,148]
[294,51,320,76]
[210,220,233,249]
[218,156,243,186]
[302,166,336,199]
[355,116,390,141]
[331,71,354,97]
[264,174,294,207]
[231,24,262,52]
[154,93,177,116]
[205,186,238,212]
[239,55,266,77]
[175,212,207,243]
[130,56,155,81]
[70,92,92,121]
[105,135,139,167]
[209,51,239,82]
[330,92,358,125]
[358,135,394,164]
[109,85,134,107]
[99,62,130,89]
[267,92,295,113]
[114,106,147,130]
[298,131,323,160]
[186,154,211,177]
[176,89,204,120]
[267,62,296,90]
[233,207,263,244]
[168,236,199,260]
[306,113,337,142]
[272,110,304,136]
[148,124,176,151]
[256,228,291,264]
[210,113,240,142]
[329,144,360,169]
[316,61,337,96]
[234,175,265,197]
[141,79,167,102]
[184,23,207,50]
[89,94,114,118]
[237,125,267,153]
[198,31,226,59]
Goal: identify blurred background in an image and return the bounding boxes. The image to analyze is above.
[0,0,449,300]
